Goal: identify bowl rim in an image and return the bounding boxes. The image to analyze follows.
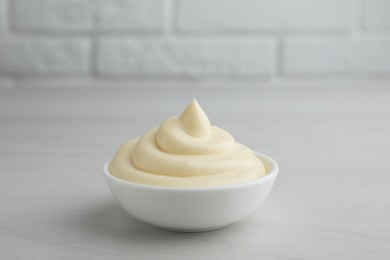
[103,152,279,192]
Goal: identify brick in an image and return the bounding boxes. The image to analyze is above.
[363,0,390,29]
[96,0,164,32]
[0,38,90,76]
[13,0,94,32]
[177,0,352,32]
[97,39,274,77]
[283,37,390,74]
[13,0,164,32]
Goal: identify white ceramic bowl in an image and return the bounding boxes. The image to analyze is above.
[103,152,279,232]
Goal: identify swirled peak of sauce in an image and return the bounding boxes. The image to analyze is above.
[110,99,266,187]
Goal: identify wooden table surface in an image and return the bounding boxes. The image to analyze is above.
[1,84,389,259]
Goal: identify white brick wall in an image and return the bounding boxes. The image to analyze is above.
[177,0,352,32]
[96,0,164,32]
[98,39,274,77]
[284,37,390,75]
[0,38,90,76]
[13,0,164,32]
[0,0,390,82]
[13,0,94,32]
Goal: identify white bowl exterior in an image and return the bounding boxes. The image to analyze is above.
[103,153,278,230]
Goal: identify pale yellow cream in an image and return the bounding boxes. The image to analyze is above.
[110,99,266,187]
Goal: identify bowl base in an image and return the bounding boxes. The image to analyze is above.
[154,223,233,233]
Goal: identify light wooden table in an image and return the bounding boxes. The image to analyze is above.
[1,84,389,259]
